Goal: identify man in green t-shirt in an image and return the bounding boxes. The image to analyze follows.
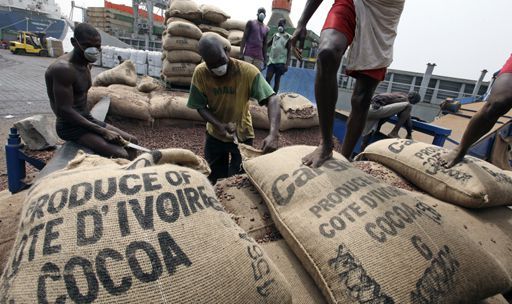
[266,18,292,92]
[187,34,281,184]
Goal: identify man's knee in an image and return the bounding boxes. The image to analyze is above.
[483,100,511,118]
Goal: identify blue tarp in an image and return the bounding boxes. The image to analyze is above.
[261,67,317,105]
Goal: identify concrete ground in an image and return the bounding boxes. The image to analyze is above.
[0,49,106,183]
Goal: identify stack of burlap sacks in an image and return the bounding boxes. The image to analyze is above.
[89,61,318,129]
[161,0,246,87]
[214,142,512,303]
[1,139,512,302]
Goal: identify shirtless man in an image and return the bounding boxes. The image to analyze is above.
[45,23,138,160]
[441,54,512,168]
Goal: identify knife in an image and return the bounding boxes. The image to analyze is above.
[121,138,151,152]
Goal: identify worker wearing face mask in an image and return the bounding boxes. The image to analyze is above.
[187,34,281,184]
[44,23,138,160]
[239,7,269,71]
[266,18,292,92]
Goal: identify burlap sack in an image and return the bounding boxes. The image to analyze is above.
[411,192,512,281]
[149,90,202,121]
[0,191,26,276]
[87,86,110,110]
[136,76,161,93]
[215,175,278,241]
[220,19,247,31]
[279,93,319,131]
[479,294,509,304]
[490,134,512,170]
[162,36,199,52]
[165,16,194,26]
[230,45,241,58]
[249,99,270,129]
[358,139,512,208]
[162,61,197,77]
[244,145,511,303]
[164,76,193,86]
[262,240,328,304]
[352,161,418,192]
[106,85,152,121]
[198,24,229,38]
[0,150,292,303]
[165,50,202,63]
[200,4,230,24]
[166,20,202,40]
[167,0,201,21]
[93,60,137,87]
[228,30,244,46]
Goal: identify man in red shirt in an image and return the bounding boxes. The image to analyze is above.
[441,54,512,168]
[291,0,404,166]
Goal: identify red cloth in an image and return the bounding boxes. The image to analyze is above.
[498,54,512,76]
[322,0,387,81]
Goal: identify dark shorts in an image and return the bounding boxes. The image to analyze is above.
[323,0,387,81]
[204,133,253,184]
[498,54,512,77]
[267,63,287,76]
[56,113,107,141]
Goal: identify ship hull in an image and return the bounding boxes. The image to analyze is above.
[0,6,67,41]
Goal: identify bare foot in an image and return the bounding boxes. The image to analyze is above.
[439,148,464,168]
[302,144,333,168]
[387,131,400,138]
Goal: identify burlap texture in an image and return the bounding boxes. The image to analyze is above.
[87,86,110,110]
[215,175,278,242]
[167,0,201,21]
[136,76,161,93]
[165,16,194,26]
[198,24,229,38]
[166,21,202,40]
[279,93,319,131]
[164,76,193,86]
[149,90,202,121]
[413,192,512,281]
[244,145,511,304]
[106,85,152,121]
[479,294,509,304]
[490,134,512,170]
[93,60,137,87]
[228,30,244,46]
[0,150,292,303]
[162,36,199,52]
[220,19,247,31]
[262,240,328,304]
[358,139,512,208]
[164,50,202,64]
[162,61,197,77]
[200,4,230,24]
[0,191,26,276]
[352,161,418,192]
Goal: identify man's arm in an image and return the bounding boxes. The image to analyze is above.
[290,0,323,59]
[51,65,120,141]
[196,107,235,138]
[285,37,292,71]
[239,21,251,59]
[267,35,274,48]
[262,29,268,66]
[261,94,281,153]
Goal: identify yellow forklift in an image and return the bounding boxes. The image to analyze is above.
[9,31,48,57]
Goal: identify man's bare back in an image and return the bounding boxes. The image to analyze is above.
[45,23,138,160]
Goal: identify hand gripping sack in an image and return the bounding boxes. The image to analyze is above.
[358,139,512,208]
[244,145,511,304]
[0,150,292,303]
